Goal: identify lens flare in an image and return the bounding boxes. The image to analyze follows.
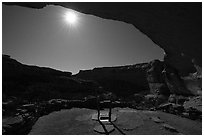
[64,11,77,25]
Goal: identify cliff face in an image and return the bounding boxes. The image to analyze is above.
[3,55,72,80]
[76,59,201,96]
[4,2,202,76]
[75,63,150,96]
[2,55,99,101]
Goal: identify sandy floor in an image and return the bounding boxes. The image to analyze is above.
[29,108,202,135]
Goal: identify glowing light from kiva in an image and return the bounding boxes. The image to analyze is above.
[64,11,78,25]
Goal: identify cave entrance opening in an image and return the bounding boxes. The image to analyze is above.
[2,4,165,75]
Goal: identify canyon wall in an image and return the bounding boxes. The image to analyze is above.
[2,55,99,101]
[75,63,150,96]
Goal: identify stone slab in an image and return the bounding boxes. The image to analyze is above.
[94,124,115,134]
[151,116,164,123]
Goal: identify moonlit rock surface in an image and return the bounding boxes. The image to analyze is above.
[29,108,201,135]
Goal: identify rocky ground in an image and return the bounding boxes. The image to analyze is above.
[2,95,202,135]
[29,108,201,135]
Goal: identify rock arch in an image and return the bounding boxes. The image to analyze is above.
[4,2,202,76]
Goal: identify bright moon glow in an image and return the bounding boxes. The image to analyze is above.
[64,11,77,25]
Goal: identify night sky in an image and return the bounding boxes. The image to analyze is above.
[3,4,164,74]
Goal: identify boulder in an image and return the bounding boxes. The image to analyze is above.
[183,96,202,120]
[157,103,173,112]
[183,96,202,112]
[144,94,158,108]
[172,104,184,114]
[150,116,164,123]
[156,94,168,106]
[168,94,189,105]
[162,124,178,133]
[3,115,24,128]
[186,107,202,120]
[20,104,37,113]
[177,95,189,105]
[144,94,168,107]
[182,112,189,118]
[133,94,144,103]
[48,99,68,105]
[168,94,177,103]
[145,94,157,102]
[157,103,184,114]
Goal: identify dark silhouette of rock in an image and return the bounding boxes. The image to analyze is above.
[2,55,100,101]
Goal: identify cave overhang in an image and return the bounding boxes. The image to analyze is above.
[3,2,202,76]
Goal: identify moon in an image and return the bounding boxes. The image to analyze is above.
[64,11,77,25]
